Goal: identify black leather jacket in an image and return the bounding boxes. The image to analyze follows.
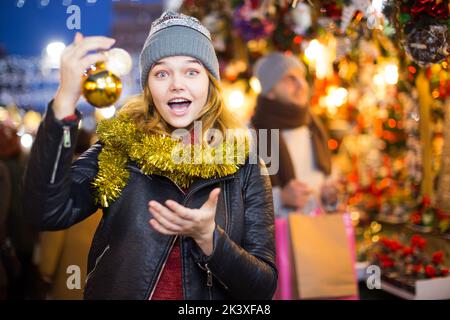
[23,104,278,300]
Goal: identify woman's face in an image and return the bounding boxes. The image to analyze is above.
[147,56,209,129]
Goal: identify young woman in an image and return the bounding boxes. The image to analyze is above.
[24,11,277,300]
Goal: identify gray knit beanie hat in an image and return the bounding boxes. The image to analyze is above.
[140,11,220,89]
[253,52,305,95]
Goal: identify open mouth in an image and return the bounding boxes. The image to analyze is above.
[167,98,192,116]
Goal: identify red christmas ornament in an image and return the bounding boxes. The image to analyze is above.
[422,195,431,206]
[425,264,436,278]
[411,0,449,20]
[411,234,427,249]
[432,251,444,264]
[322,3,342,19]
[402,246,414,256]
[412,264,423,274]
[250,0,260,10]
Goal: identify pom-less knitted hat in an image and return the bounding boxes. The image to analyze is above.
[253,52,305,96]
[139,11,220,89]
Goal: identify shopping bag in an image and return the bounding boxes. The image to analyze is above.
[273,216,293,300]
[288,213,358,299]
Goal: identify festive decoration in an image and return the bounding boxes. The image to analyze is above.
[366,0,386,30]
[202,12,228,52]
[436,101,450,215]
[82,61,123,108]
[291,2,312,35]
[232,0,275,41]
[82,48,132,108]
[394,0,450,66]
[340,0,370,33]
[409,0,449,20]
[380,104,406,156]
[405,24,449,66]
[377,184,413,224]
[408,195,437,233]
[92,115,250,207]
[370,235,449,279]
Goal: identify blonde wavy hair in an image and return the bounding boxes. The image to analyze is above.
[118,70,249,146]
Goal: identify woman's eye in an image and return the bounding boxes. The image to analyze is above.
[155,71,168,78]
[187,69,199,76]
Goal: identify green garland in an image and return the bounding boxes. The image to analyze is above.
[92,115,249,207]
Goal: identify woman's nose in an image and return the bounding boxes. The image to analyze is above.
[169,74,185,92]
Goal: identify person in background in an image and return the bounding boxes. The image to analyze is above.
[0,121,37,299]
[0,160,12,299]
[251,52,337,216]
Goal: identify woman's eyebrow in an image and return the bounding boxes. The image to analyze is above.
[152,59,201,68]
[184,59,202,65]
[152,61,166,67]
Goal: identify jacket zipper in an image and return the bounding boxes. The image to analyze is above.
[50,125,71,184]
[223,183,230,235]
[196,262,213,299]
[206,263,213,300]
[197,261,229,299]
[147,235,178,300]
[184,178,233,298]
[85,244,110,284]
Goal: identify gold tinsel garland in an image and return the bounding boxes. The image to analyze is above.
[92,115,249,207]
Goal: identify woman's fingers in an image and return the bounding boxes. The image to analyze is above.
[79,52,107,71]
[149,205,182,232]
[71,36,115,59]
[74,32,83,44]
[149,219,177,235]
[164,200,196,221]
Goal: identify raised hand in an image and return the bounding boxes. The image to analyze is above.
[148,188,221,256]
[53,32,115,119]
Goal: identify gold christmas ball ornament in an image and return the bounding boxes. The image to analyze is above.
[82,61,122,108]
[82,48,132,108]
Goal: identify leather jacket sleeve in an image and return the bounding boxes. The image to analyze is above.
[23,102,100,231]
[193,159,278,299]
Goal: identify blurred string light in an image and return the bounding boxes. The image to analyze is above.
[249,77,261,94]
[372,0,384,12]
[44,42,66,69]
[16,0,25,8]
[373,73,384,86]
[304,39,332,79]
[320,86,348,115]
[374,63,398,84]
[366,0,385,30]
[227,90,245,110]
[96,105,116,119]
[0,107,8,122]
[372,62,398,99]
[20,134,33,149]
[22,111,42,133]
[384,63,398,85]
[304,39,322,62]
[164,0,184,12]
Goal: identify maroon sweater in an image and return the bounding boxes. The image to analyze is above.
[151,237,183,300]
